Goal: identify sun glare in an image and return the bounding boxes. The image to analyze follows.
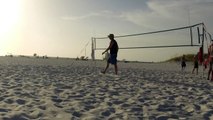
[0,0,21,54]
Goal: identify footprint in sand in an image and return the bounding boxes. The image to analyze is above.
[112,100,123,105]
[0,108,10,112]
[203,110,213,120]
[54,103,63,108]
[4,98,14,104]
[16,99,26,105]
[84,105,95,111]
[107,102,113,106]
[157,104,177,112]
[138,98,145,103]
[72,111,82,118]
[101,110,111,117]
[38,105,46,110]
[0,97,5,101]
[3,113,29,120]
[121,103,131,108]
[130,107,143,112]
[54,88,64,94]
[51,96,63,103]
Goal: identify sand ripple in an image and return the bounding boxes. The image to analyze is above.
[0,57,213,119]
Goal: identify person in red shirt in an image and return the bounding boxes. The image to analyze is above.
[207,43,213,81]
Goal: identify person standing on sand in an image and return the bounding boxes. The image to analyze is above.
[192,54,199,75]
[181,54,186,71]
[102,34,119,75]
[207,42,213,81]
[203,58,208,71]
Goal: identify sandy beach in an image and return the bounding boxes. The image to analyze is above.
[0,57,213,120]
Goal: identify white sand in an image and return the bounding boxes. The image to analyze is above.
[0,57,213,120]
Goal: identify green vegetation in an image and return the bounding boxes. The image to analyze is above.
[167,54,194,62]
[166,54,208,62]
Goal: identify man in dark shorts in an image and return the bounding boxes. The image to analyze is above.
[102,34,119,75]
[181,54,186,71]
[192,54,199,75]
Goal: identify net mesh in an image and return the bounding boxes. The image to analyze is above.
[92,23,210,61]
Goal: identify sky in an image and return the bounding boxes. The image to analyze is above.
[0,0,213,62]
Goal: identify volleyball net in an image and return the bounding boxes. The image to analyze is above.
[91,23,212,61]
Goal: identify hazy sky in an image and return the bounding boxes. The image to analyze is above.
[0,0,213,62]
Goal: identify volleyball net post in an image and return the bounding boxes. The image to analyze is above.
[91,37,95,60]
